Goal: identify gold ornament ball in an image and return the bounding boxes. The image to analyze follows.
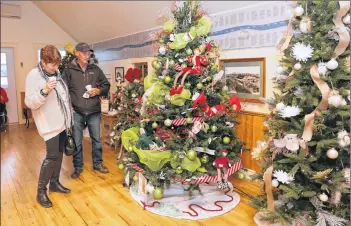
[164,76,172,83]
[153,188,164,199]
[175,166,183,174]
[223,136,231,144]
[186,149,197,161]
[118,163,125,170]
[152,122,158,129]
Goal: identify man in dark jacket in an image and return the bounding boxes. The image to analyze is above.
[63,42,110,178]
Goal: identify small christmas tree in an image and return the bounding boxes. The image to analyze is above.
[111,68,144,149]
[119,1,243,198]
[250,1,350,226]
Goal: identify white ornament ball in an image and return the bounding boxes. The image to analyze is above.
[327,148,338,159]
[342,14,350,25]
[159,46,166,55]
[276,102,286,111]
[319,193,328,202]
[294,5,304,17]
[145,183,155,193]
[117,106,123,111]
[318,63,328,76]
[222,85,229,92]
[327,58,338,70]
[164,119,172,127]
[294,63,302,70]
[276,66,284,74]
[272,179,279,188]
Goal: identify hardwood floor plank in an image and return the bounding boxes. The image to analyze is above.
[1,124,258,226]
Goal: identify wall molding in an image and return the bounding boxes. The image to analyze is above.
[93,1,289,61]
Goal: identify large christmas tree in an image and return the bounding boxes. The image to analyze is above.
[251,1,350,225]
[119,1,243,198]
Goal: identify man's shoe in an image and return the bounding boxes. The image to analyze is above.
[93,164,109,174]
[71,168,83,179]
[49,180,71,194]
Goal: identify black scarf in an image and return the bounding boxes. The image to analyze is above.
[37,63,73,132]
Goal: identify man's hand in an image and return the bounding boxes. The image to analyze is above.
[87,88,101,97]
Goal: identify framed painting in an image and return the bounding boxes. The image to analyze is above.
[219,58,266,103]
[115,67,124,83]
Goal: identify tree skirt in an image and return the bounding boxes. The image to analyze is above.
[129,182,240,220]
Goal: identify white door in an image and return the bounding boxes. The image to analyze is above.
[1,47,18,124]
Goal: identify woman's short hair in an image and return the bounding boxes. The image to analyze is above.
[40,45,61,65]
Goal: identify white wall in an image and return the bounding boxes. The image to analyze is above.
[1,1,76,124]
[99,57,155,94]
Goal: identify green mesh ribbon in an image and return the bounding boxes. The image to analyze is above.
[148,81,170,105]
[121,127,139,151]
[144,73,158,91]
[133,146,171,172]
[194,16,212,36]
[181,157,201,172]
[163,20,177,32]
[168,33,189,50]
[170,88,191,106]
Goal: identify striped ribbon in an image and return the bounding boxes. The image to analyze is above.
[172,117,204,126]
[127,155,243,184]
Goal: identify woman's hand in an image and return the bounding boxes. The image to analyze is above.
[42,80,57,94]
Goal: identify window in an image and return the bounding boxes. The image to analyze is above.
[134,62,148,82]
[1,53,8,88]
[37,49,67,63]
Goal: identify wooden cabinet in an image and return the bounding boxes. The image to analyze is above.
[234,110,268,172]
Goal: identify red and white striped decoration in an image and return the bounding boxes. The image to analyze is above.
[172,117,204,126]
[127,160,242,185]
[127,164,145,172]
[174,64,182,71]
[193,160,242,184]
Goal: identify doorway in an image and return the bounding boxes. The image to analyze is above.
[1,47,18,124]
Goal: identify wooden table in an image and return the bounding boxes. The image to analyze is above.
[100,113,118,145]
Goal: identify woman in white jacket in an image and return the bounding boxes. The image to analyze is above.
[25,45,72,208]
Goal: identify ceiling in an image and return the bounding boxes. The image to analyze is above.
[32,1,264,44]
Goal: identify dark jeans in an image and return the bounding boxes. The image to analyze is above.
[72,112,103,169]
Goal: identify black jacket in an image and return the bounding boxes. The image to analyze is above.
[63,59,110,115]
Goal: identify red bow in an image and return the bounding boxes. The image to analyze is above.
[125,68,142,83]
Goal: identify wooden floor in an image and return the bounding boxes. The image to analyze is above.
[1,124,260,226]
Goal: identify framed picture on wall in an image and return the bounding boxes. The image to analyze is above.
[219,58,266,103]
[115,67,124,83]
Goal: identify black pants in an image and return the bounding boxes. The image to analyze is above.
[37,131,67,192]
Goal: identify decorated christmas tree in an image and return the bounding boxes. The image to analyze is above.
[251,1,350,226]
[111,68,144,148]
[119,1,243,199]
